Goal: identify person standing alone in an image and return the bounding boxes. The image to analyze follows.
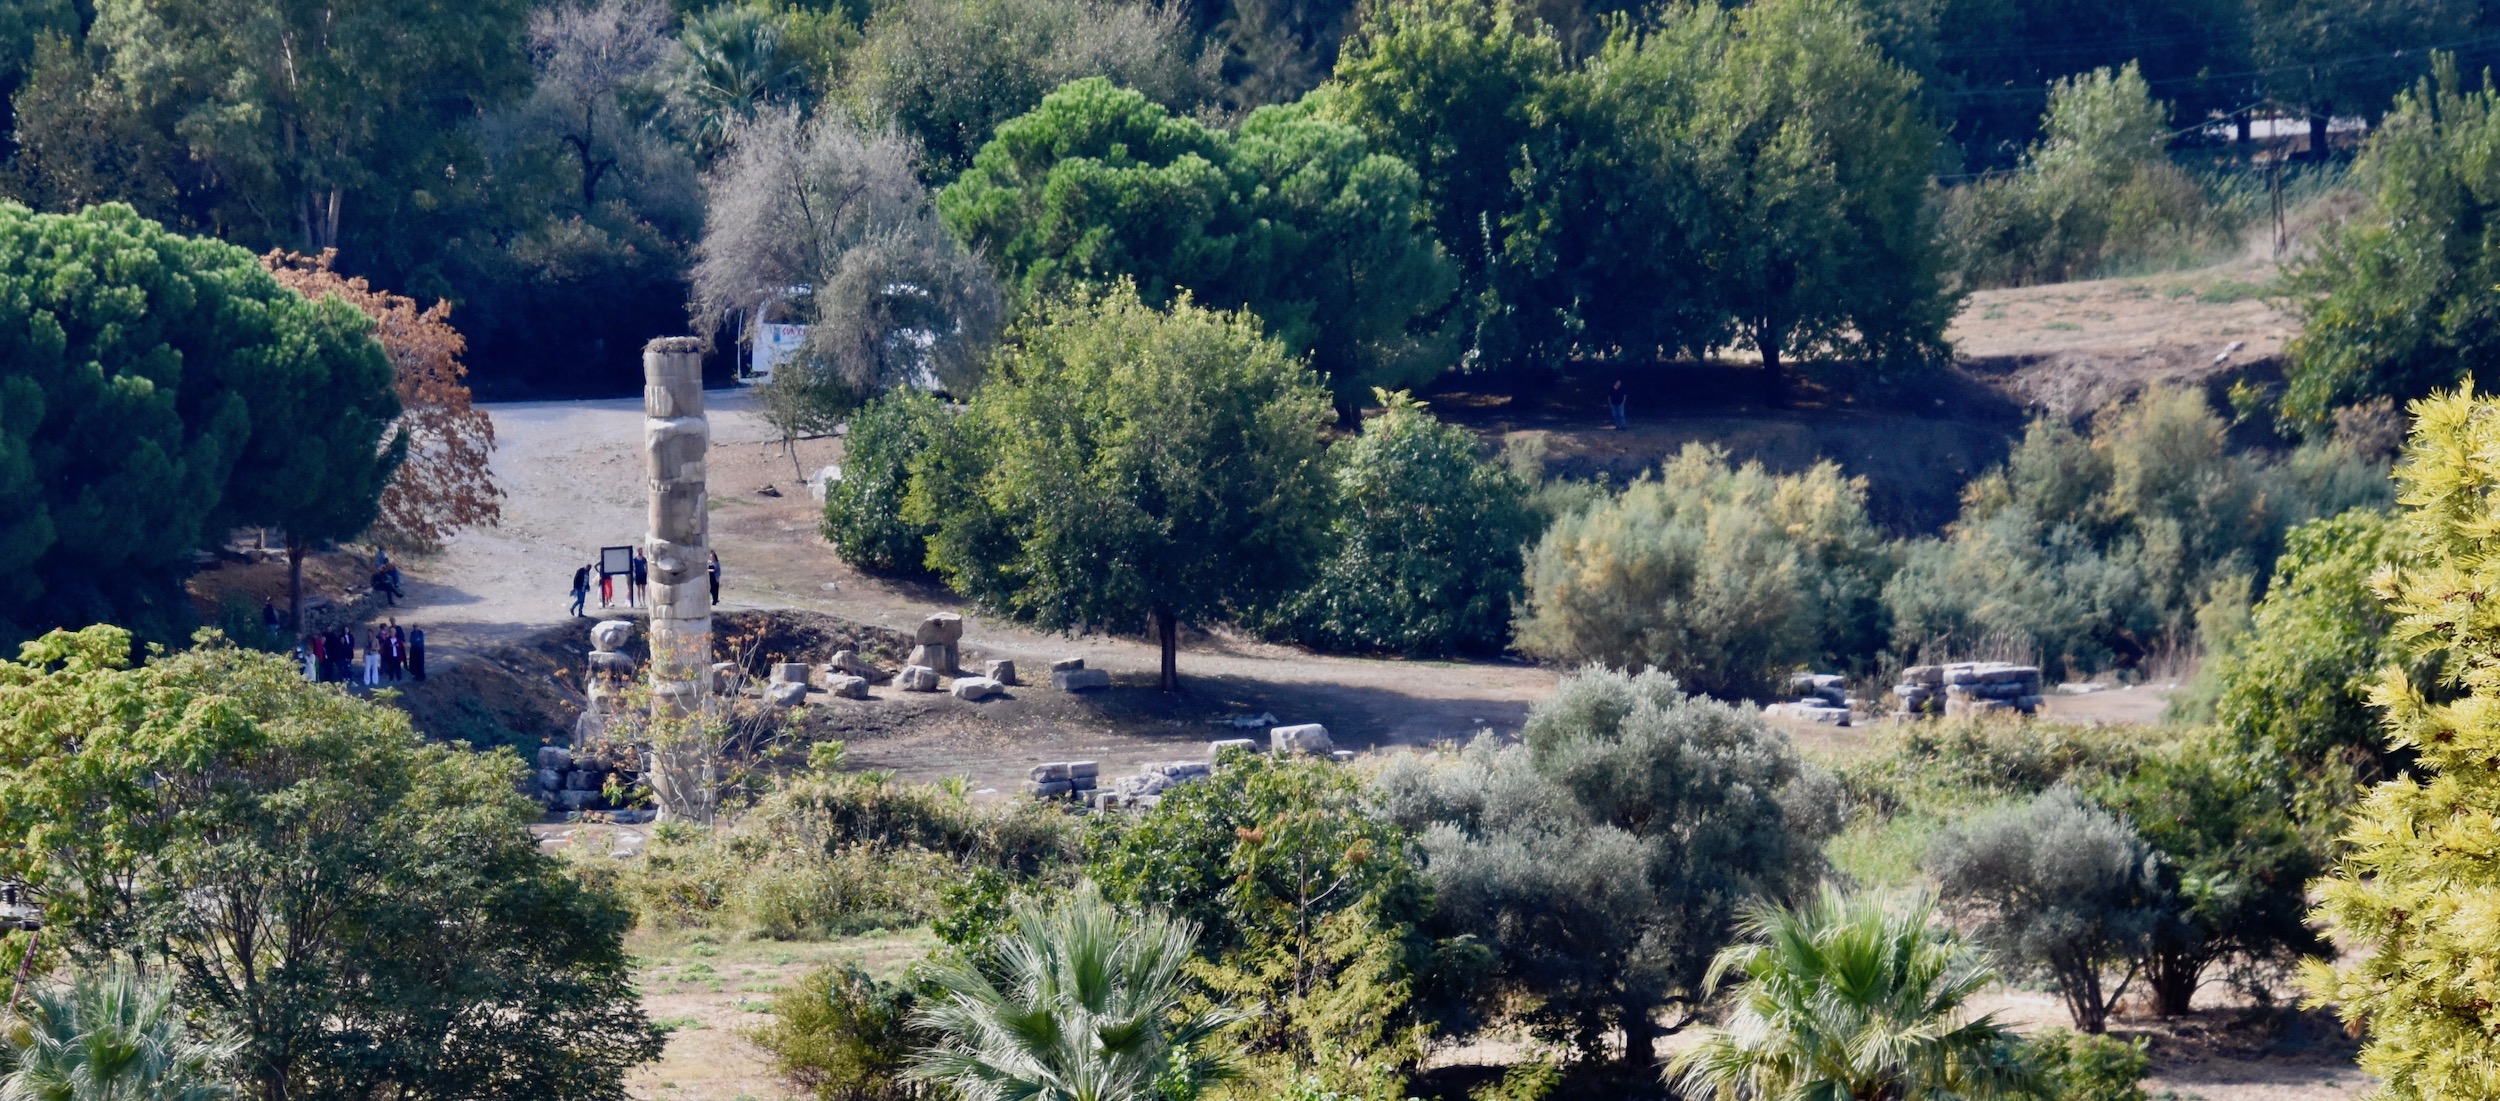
[409,627,426,682]
[363,629,381,686]
[570,563,591,617]
[630,550,649,608]
[708,551,721,606]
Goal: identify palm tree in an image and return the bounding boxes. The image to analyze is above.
[0,966,238,1101]
[1670,886,2040,1101]
[672,3,804,156]
[906,882,1238,1101]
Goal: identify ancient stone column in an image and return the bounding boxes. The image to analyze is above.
[643,337,710,720]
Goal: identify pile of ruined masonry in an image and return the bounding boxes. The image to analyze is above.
[1763,674,1855,725]
[532,742,646,815]
[1037,721,1350,810]
[1892,661,2044,719]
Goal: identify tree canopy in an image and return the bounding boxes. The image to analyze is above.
[910,285,1333,690]
[941,78,1454,404]
[0,626,662,1100]
[0,203,399,648]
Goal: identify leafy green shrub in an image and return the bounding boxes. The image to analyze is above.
[1371,667,1824,1068]
[2279,60,2500,429]
[611,771,1084,937]
[2031,1029,2151,1101]
[1514,444,1892,700]
[2097,733,2325,1015]
[1262,392,1538,656]
[1089,753,1442,1091]
[1943,64,2246,287]
[752,964,926,1101]
[1885,389,2388,675]
[2198,508,2413,838]
[823,390,949,575]
[1926,787,2159,1034]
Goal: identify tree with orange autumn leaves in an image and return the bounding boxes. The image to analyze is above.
[262,251,504,558]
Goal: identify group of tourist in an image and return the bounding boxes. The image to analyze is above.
[299,620,425,686]
[569,550,721,616]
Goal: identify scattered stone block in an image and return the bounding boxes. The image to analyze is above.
[1053,667,1111,691]
[587,650,636,675]
[1331,750,1356,763]
[1271,723,1335,755]
[952,676,1005,701]
[1031,763,1071,782]
[1028,779,1072,798]
[916,613,964,645]
[590,620,635,652]
[565,769,602,791]
[537,767,563,791]
[537,745,572,771]
[1067,761,1099,779]
[826,674,871,700]
[1209,738,1259,761]
[831,649,890,683]
[899,665,941,692]
[709,662,741,694]
[770,662,811,685]
[909,643,959,674]
[985,659,1018,685]
[764,681,808,708]
[558,789,598,811]
[1050,657,1085,672]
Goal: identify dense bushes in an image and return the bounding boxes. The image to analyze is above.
[822,390,950,575]
[1513,446,1891,700]
[1259,392,1537,656]
[1944,65,2249,288]
[2197,508,2415,837]
[1883,388,2388,675]
[0,628,660,1099]
[2280,60,2500,430]
[603,762,1081,938]
[1371,667,1826,1068]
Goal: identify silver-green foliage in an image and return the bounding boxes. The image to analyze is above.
[1925,787,2161,1034]
[1669,888,2038,1101]
[907,883,1236,1101]
[1370,667,1822,1067]
[1513,444,1891,700]
[0,966,236,1101]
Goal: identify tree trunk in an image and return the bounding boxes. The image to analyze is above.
[287,536,306,636]
[1621,1002,1659,1070]
[2308,110,2331,161]
[2147,945,2204,1016]
[1758,339,1785,408]
[2234,109,2252,146]
[1154,608,1178,692]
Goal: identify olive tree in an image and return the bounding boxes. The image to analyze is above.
[1370,667,1822,1068]
[1927,787,2163,1034]
[911,285,1332,691]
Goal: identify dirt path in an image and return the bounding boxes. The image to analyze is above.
[391,390,1556,758]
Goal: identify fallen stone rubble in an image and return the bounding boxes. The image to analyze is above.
[1893,662,2044,719]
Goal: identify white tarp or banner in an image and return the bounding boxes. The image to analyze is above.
[750,323,809,379]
